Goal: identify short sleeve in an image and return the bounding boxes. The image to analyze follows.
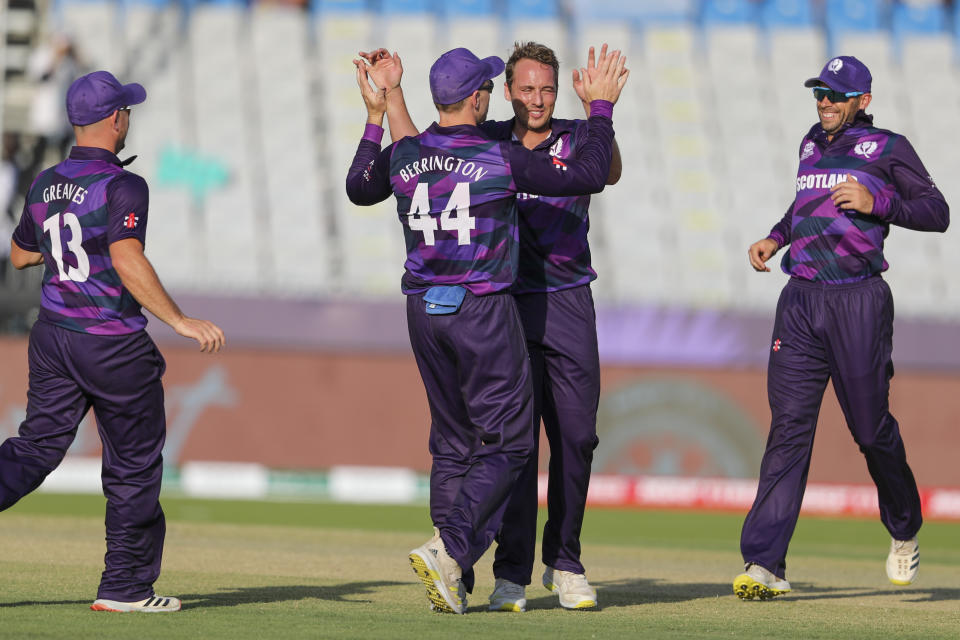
[106,173,149,245]
[11,203,39,252]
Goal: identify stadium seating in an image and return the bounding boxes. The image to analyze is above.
[21,0,956,318]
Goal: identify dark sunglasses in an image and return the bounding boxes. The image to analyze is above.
[812,87,863,103]
[479,80,494,93]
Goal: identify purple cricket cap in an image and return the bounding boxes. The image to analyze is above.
[66,71,147,126]
[429,48,504,106]
[803,56,872,94]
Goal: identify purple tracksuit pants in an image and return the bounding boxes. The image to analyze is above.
[741,277,922,578]
[406,291,535,593]
[0,320,168,601]
[493,285,600,585]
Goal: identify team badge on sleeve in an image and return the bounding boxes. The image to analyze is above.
[124,213,139,229]
[772,338,782,352]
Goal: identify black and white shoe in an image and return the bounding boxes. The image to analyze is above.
[91,595,182,612]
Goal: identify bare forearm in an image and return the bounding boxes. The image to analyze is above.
[10,241,44,269]
[110,238,224,352]
[386,87,419,142]
[607,138,622,185]
[112,247,184,329]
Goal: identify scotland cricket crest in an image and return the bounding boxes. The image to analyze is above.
[854,141,878,158]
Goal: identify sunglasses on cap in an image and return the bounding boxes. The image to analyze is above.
[812,87,864,103]
[479,80,494,93]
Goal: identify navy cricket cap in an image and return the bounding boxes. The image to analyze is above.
[66,71,146,126]
[429,48,504,105]
[803,56,872,94]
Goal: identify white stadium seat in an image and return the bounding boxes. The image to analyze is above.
[27,0,959,320]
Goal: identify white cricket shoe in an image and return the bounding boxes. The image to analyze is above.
[488,577,526,612]
[409,528,466,614]
[542,567,597,609]
[733,563,791,600]
[90,595,182,612]
[886,537,919,586]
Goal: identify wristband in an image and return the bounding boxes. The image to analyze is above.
[362,123,384,144]
[589,100,613,119]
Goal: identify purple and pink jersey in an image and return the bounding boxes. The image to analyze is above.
[346,104,615,296]
[769,112,949,284]
[480,118,595,294]
[12,146,150,335]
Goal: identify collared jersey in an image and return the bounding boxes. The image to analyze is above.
[480,118,596,294]
[13,146,150,335]
[345,112,614,296]
[769,112,948,284]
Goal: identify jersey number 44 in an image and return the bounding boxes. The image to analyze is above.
[406,182,475,246]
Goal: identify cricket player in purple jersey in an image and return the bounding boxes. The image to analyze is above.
[4,71,224,613]
[734,56,948,601]
[346,46,628,614]
[359,42,622,612]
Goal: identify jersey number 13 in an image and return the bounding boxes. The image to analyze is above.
[43,212,91,282]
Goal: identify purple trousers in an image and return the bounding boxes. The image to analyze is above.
[741,277,922,578]
[407,291,534,593]
[493,285,600,584]
[0,320,168,601]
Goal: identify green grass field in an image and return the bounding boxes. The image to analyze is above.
[2,494,959,639]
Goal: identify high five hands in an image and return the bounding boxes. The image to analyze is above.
[574,44,630,107]
[357,49,404,91]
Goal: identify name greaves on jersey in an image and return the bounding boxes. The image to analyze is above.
[42,182,88,204]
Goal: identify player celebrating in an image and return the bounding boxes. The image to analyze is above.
[346,46,627,614]
[3,70,225,612]
[359,41,619,613]
[735,56,948,600]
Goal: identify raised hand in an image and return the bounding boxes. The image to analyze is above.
[579,44,629,106]
[572,44,600,104]
[353,57,387,120]
[358,48,404,91]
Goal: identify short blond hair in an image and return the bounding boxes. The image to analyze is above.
[505,42,559,88]
[434,97,469,113]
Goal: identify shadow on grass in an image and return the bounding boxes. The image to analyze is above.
[788,582,960,603]
[5,580,953,611]
[179,581,408,608]
[0,581,408,610]
[0,599,90,608]
[517,578,732,611]
[515,579,960,610]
